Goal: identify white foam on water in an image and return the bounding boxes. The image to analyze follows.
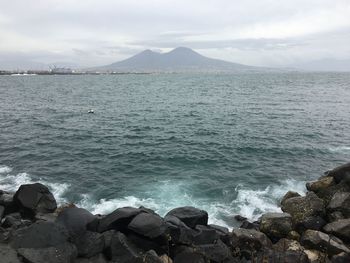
[0,164,69,204]
[329,146,350,153]
[231,178,306,221]
[0,165,13,174]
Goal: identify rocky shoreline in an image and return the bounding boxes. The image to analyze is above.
[1,163,350,263]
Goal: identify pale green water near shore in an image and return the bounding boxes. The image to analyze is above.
[1,72,350,227]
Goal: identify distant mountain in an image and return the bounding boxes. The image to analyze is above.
[293,58,350,72]
[91,47,270,73]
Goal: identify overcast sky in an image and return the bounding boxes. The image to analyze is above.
[1,0,350,67]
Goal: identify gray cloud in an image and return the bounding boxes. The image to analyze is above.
[0,0,350,68]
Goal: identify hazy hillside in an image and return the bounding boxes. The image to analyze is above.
[92,47,267,72]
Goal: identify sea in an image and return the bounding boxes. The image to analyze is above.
[1,72,350,228]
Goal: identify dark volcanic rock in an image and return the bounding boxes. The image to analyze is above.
[253,249,309,263]
[97,207,142,233]
[300,229,350,255]
[75,254,109,263]
[165,206,208,228]
[0,244,22,263]
[315,181,350,206]
[17,242,77,263]
[74,231,105,258]
[13,183,57,218]
[0,205,4,220]
[331,252,350,263]
[10,221,69,249]
[164,214,195,245]
[326,162,350,183]
[240,220,260,231]
[281,191,301,206]
[281,192,325,231]
[327,192,350,217]
[128,212,167,239]
[191,225,220,245]
[173,251,206,263]
[230,228,272,253]
[56,207,96,237]
[197,239,233,262]
[307,176,335,192]
[323,218,350,242]
[110,231,143,262]
[300,215,327,231]
[259,212,293,240]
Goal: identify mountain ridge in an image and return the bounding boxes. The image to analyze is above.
[91,47,267,73]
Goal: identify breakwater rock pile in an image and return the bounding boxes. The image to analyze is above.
[1,163,350,263]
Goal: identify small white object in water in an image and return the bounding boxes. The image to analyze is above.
[88,109,94,114]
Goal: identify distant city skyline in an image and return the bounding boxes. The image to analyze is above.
[1,0,350,70]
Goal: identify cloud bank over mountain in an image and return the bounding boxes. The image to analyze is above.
[0,0,350,70]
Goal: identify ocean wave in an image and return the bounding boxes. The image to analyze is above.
[0,165,69,203]
[328,146,350,153]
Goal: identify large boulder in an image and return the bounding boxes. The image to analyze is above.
[300,229,350,255]
[0,244,22,263]
[173,251,206,263]
[280,191,301,207]
[74,231,105,258]
[281,192,325,231]
[314,181,350,206]
[164,215,196,245]
[230,228,272,255]
[326,162,350,183]
[253,249,309,263]
[323,218,350,242]
[128,212,167,239]
[197,239,233,262]
[109,231,143,262]
[74,254,109,263]
[165,206,208,228]
[56,207,96,237]
[10,221,69,249]
[13,183,57,218]
[17,243,77,263]
[259,213,293,240]
[97,207,143,233]
[327,192,350,217]
[306,176,335,192]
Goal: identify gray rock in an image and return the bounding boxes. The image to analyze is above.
[97,207,142,233]
[10,221,69,249]
[13,183,57,218]
[74,231,105,258]
[0,244,22,263]
[56,207,96,237]
[326,162,350,183]
[280,191,301,206]
[331,252,350,263]
[253,249,309,263]
[17,242,77,263]
[110,231,143,262]
[128,212,167,239]
[315,181,350,206]
[197,239,233,262]
[327,192,350,217]
[300,229,350,255]
[260,213,293,240]
[75,253,109,263]
[165,206,208,228]
[281,192,325,231]
[173,251,206,263]
[306,176,335,192]
[0,205,4,220]
[230,228,272,252]
[323,218,350,242]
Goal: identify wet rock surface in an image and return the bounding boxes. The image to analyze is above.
[1,161,350,262]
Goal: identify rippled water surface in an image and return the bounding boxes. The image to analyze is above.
[1,73,350,227]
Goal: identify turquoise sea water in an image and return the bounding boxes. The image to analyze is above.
[0,73,350,227]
